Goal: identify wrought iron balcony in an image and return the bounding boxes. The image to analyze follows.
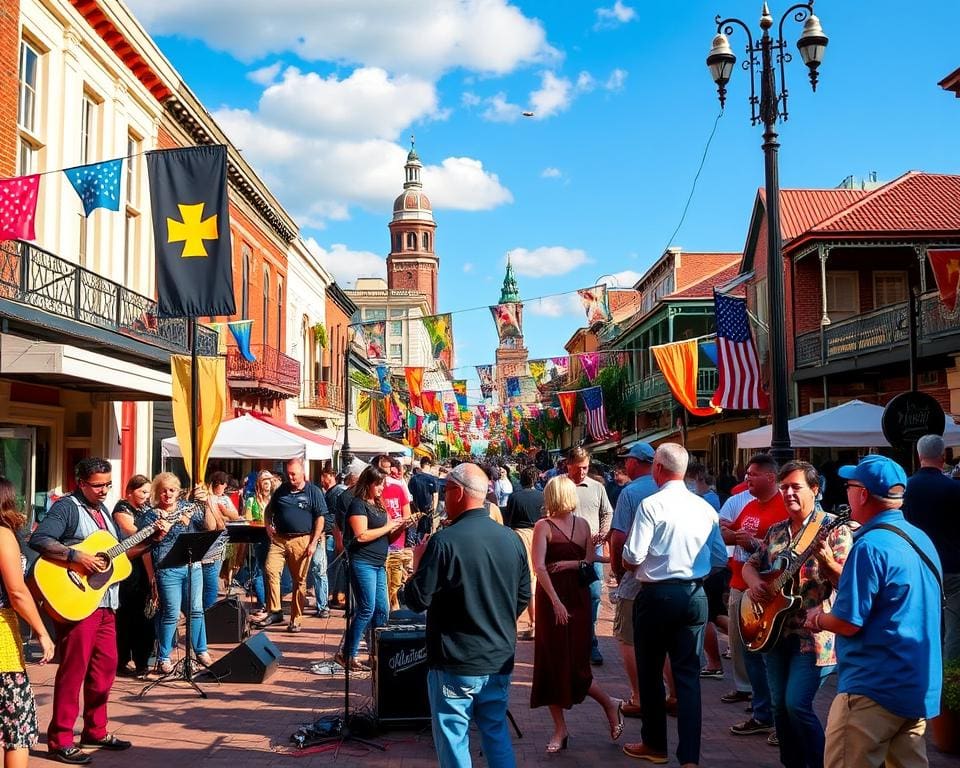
[0,239,218,359]
[299,379,344,412]
[225,343,301,396]
[794,290,960,369]
[626,368,718,411]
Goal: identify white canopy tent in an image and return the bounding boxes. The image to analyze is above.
[737,399,960,449]
[331,426,409,456]
[161,414,333,461]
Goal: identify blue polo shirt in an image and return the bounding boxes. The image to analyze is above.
[611,474,659,534]
[831,510,943,719]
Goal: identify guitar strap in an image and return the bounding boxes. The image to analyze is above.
[789,511,823,556]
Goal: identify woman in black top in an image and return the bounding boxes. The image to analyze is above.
[112,474,156,677]
[336,466,404,672]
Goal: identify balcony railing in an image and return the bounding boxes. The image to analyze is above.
[299,379,344,412]
[626,368,718,410]
[0,239,218,356]
[795,290,960,368]
[225,343,301,395]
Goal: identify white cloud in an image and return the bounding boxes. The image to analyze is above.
[305,239,385,286]
[461,91,482,107]
[481,92,524,122]
[594,1,636,30]
[463,262,474,273]
[527,294,584,317]
[600,270,643,288]
[474,67,624,122]
[605,68,628,91]
[127,0,556,77]
[507,246,590,277]
[247,61,282,85]
[541,167,562,179]
[576,71,596,92]
[530,71,573,118]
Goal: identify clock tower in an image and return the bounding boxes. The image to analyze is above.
[494,257,530,404]
[386,140,438,313]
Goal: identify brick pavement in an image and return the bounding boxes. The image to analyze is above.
[23,597,955,767]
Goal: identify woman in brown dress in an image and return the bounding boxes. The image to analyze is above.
[531,476,623,753]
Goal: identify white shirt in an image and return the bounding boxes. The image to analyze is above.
[718,488,753,558]
[623,480,728,583]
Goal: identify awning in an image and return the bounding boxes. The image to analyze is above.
[304,424,409,457]
[244,411,335,460]
[0,332,171,399]
[162,414,332,461]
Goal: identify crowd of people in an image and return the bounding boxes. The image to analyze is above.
[0,434,953,768]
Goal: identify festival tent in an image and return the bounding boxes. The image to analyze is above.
[736,399,960,449]
[161,413,333,461]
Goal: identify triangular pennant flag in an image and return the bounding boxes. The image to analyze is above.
[376,365,393,395]
[0,174,40,240]
[580,352,601,382]
[64,159,123,216]
[929,249,960,312]
[227,320,256,362]
[405,367,424,413]
[558,391,577,426]
[651,339,722,417]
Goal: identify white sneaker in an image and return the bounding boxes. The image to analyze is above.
[196,652,213,666]
[158,659,174,674]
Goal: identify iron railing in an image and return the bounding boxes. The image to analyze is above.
[626,368,718,410]
[794,290,960,368]
[299,379,344,412]
[226,343,301,393]
[0,239,218,355]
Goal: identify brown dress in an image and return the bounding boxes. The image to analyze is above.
[530,517,592,709]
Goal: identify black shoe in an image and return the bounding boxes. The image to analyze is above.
[729,718,774,736]
[49,747,93,765]
[316,608,330,618]
[79,735,132,751]
[253,612,283,628]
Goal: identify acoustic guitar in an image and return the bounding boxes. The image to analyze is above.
[738,506,850,653]
[31,511,176,623]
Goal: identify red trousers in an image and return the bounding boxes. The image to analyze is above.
[48,608,118,750]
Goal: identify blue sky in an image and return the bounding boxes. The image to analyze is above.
[129,0,960,397]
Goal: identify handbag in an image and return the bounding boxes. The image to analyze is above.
[578,560,600,587]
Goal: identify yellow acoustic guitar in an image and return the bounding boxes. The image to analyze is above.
[31,514,172,623]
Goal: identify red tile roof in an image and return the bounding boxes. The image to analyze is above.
[940,67,960,97]
[774,188,869,241]
[675,252,741,290]
[668,262,742,299]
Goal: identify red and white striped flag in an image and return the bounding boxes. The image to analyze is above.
[582,386,613,441]
[710,292,768,410]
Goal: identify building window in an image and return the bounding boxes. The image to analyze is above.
[406,232,416,250]
[365,308,387,321]
[18,40,39,133]
[123,212,137,287]
[389,320,402,337]
[80,91,99,165]
[262,267,270,347]
[826,271,860,322]
[389,343,402,359]
[753,277,769,330]
[389,308,405,319]
[277,278,283,349]
[241,244,251,318]
[17,140,37,175]
[394,233,402,252]
[126,132,141,207]
[423,232,431,251]
[78,213,87,265]
[873,271,908,308]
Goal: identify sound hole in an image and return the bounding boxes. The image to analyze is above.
[87,558,114,590]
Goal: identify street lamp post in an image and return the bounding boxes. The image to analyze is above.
[706,1,828,466]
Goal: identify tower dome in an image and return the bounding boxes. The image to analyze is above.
[392,137,433,223]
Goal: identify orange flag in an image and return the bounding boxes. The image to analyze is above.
[651,340,722,418]
[558,391,578,425]
[405,367,424,413]
[930,249,960,312]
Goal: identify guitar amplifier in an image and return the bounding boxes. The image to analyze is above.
[373,624,430,725]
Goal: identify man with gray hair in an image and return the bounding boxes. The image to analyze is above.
[903,433,960,661]
[621,443,728,766]
[402,461,530,767]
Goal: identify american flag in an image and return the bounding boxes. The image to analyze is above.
[711,292,768,410]
[581,386,613,441]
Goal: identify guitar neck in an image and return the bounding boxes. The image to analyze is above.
[104,521,159,560]
[771,517,840,593]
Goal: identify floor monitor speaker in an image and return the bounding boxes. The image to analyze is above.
[207,631,281,684]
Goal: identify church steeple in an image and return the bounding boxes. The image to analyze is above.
[404,134,423,189]
[499,256,520,303]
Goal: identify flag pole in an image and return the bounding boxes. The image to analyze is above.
[340,340,352,473]
[189,317,200,487]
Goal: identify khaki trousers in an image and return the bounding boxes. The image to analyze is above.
[385,548,414,611]
[824,693,927,768]
[265,534,311,626]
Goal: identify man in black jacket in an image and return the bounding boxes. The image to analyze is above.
[402,462,530,768]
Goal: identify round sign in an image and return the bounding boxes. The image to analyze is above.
[881,392,946,447]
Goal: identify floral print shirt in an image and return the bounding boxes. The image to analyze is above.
[746,511,852,666]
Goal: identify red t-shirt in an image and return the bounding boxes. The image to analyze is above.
[728,494,788,591]
[382,477,411,549]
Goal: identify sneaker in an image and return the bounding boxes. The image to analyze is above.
[287,623,302,634]
[316,608,330,619]
[720,690,752,704]
[49,747,92,765]
[78,735,132,751]
[253,611,284,628]
[158,659,174,674]
[622,742,668,763]
[729,718,774,736]
[767,732,780,747]
[722,648,732,659]
[196,652,213,666]
[700,667,724,679]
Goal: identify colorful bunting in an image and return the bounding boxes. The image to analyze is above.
[476,365,495,399]
[551,356,570,377]
[365,321,386,359]
[453,380,467,408]
[577,286,611,324]
[64,159,122,216]
[227,320,256,362]
[0,174,40,241]
[651,340,722,417]
[558,391,577,426]
[405,367,424,413]
[376,365,393,395]
[489,302,523,340]
[506,376,522,400]
[580,352,601,382]
[422,313,454,369]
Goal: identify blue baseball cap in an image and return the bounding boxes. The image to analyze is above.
[623,442,655,462]
[838,454,907,500]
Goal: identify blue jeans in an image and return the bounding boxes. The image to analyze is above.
[744,642,773,724]
[156,564,207,660]
[427,669,515,768]
[589,546,603,652]
[765,635,834,768]
[327,538,346,599]
[310,536,329,611]
[345,559,387,658]
[201,560,221,611]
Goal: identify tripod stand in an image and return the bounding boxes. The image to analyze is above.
[140,529,223,699]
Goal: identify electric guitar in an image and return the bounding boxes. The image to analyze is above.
[738,506,851,652]
[31,511,177,623]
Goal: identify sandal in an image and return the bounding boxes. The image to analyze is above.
[545,735,568,753]
[610,699,624,740]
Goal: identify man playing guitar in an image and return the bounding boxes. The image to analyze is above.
[29,459,168,765]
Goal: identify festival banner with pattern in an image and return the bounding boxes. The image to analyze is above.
[476,365,495,399]
[365,321,386,360]
[422,313,454,370]
[577,286,611,325]
[489,302,523,341]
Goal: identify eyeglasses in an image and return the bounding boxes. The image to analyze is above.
[845,482,865,490]
[83,481,112,490]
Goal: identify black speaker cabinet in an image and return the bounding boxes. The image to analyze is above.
[205,596,249,645]
[207,631,281,684]
[373,624,430,725]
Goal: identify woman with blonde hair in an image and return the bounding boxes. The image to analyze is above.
[0,476,55,768]
[530,475,622,753]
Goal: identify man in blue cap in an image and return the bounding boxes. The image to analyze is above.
[609,441,657,717]
[806,454,943,768]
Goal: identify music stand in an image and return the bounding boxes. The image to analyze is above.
[225,522,267,608]
[140,529,224,699]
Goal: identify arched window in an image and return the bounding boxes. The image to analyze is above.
[241,244,251,319]
[394,233,402,252]
[406,232,416,250]
[262,267,270,348]
[423,231,431,251]
[276,278,283,350]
